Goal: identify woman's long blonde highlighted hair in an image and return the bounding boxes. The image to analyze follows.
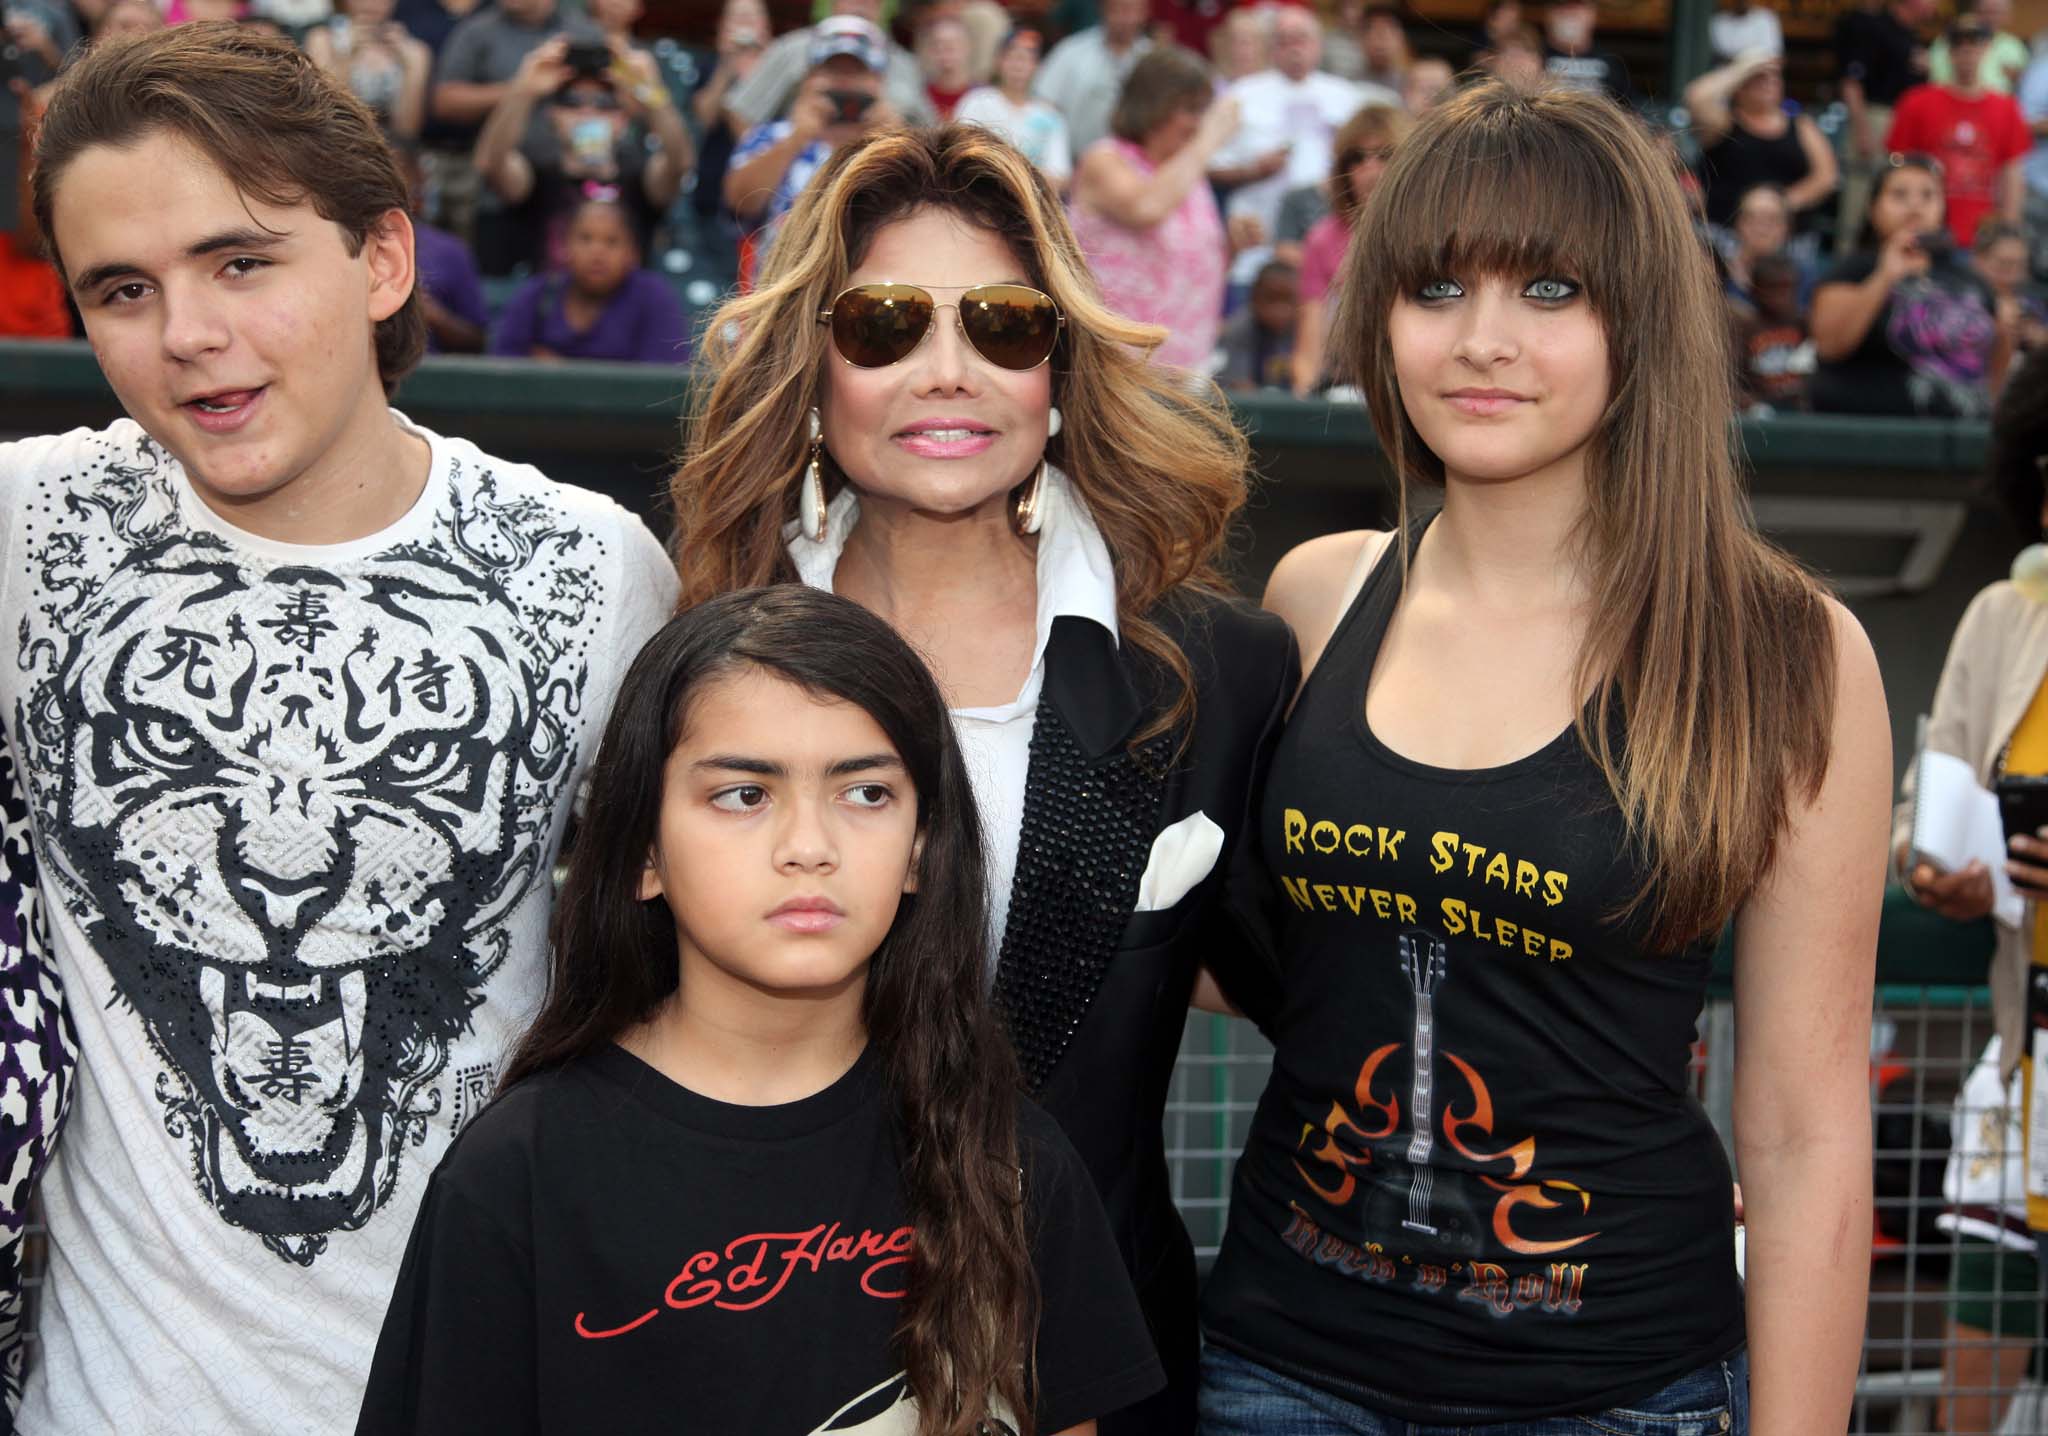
[670,123,1251,747]
[1329,81,1837,951]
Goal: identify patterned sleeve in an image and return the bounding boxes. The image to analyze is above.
[0,721,76,1421]
[728,118,791,170]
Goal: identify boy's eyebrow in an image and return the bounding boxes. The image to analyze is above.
[825,754,904,778]
[689,753,905,778]
[692,755,784,777]
[70,226,292,296]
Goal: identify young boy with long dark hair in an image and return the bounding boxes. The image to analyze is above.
[358,587,1164,1435]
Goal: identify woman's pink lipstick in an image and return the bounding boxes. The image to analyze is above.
[893,418,997,458]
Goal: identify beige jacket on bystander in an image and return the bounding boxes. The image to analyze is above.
[1893,579,2048,1078]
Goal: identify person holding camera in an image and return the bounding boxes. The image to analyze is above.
[1811,153,2018,417]
[473,31,693,272]
[723,0,931,138]
[426,0,576,244]
[724,15,899,253]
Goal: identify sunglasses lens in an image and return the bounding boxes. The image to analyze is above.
[959,285,1060,370]
[830,284,935,368]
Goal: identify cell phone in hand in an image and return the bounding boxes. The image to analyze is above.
[822,88,874,125]
[564,40,611,77]
[1914,227,1956,263]
[1995,773,2048,893]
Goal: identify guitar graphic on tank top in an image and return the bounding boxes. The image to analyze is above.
[1363,931,1482,1254]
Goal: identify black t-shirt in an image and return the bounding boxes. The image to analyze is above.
[357,1044,1163,1435]
[1699,117,1813,228]
[1835,8,1924,108]
[1809,249,1998,417]
[1200,531,1744,1423]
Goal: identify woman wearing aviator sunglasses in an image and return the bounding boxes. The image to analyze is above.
[669,123,1298,1436]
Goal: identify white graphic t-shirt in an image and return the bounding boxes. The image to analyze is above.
[0,417,677,1434]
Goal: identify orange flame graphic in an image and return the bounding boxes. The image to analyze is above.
[1442,1052,1598,1255]
[1293,1042,1401,1205]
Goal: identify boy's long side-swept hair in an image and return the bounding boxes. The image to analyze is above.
[1329,81,1838,950]
[669,124,1250,745]
[501,587,1037,1436]
[30,23,426,393]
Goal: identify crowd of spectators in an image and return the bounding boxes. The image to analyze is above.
[9,0,2048,404]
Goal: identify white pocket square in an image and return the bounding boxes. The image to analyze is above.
[1134,811,1224,913]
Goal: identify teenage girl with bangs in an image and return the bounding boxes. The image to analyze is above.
[357,586,1164,1436]
[1199,81,1890,1434]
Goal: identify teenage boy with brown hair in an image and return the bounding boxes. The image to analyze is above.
[10,23,674,1432]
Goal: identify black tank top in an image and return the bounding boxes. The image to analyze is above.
[1201,532,1745,1423]
[1700,115,1811,227]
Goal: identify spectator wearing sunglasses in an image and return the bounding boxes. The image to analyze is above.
[473,34,693,272]
[1291,103,1407,397]
[669,123,1297,1436]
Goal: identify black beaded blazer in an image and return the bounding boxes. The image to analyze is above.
[989,590,1297,1436]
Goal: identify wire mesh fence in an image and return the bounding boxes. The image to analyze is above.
[1165,984,2046,1436]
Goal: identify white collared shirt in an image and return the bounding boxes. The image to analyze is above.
[787,468,1120,961]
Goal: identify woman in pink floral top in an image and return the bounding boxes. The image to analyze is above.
[1070,47,1238,373]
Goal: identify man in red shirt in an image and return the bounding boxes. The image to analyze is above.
[1888,14,2029,245]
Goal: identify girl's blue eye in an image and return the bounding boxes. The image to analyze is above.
[1417,279,1463,302]
[1524,277,1580,303]
[710,784,769,813]
[843,783,893,809]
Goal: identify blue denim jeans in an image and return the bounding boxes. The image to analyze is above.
[1197,1343,1748,1436]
